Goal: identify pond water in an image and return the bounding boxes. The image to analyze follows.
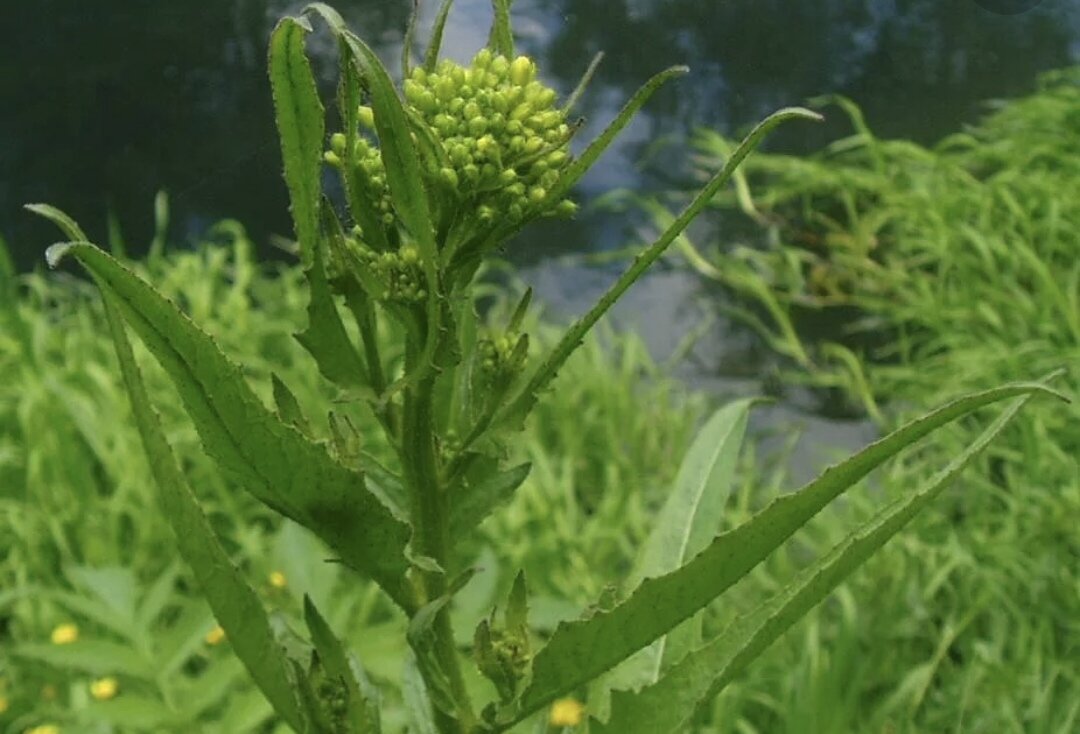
[4,0,1078,471]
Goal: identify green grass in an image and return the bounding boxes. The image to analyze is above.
[638,67,1080,732]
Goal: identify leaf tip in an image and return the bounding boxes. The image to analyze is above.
[44,242,74,269]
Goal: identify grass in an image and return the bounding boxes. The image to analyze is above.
[636,67,1080,732]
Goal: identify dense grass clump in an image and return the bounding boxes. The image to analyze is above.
[646,68,1079,732]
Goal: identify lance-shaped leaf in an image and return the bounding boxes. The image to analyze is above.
[450,462,531,539]
[268,16,324,267]
[489,0,514,57]
[595,389,1058,733]
[607,399,754,696]
[46,242,412,606]
[305,3,436,265]
[498,107,821,432]
[100,290,307,732]
[424,0,456,72]
[294,205,370,391]
[304,595,382,733]
[506,381,1056,725]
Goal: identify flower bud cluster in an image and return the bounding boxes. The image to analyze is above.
[324,130,396,239]
[349,236,427,305]
[403,50,577,224]
[476,330,526,386]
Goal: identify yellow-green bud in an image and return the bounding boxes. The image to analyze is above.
[330,133,347,155]
[358,106,375,129]
[468,117,489,136]
[474,48,493,69]
[323,151,342,167]
[554,199,579,217]
[528,186,547,204]
[491,55,509,76]
[509,56,534,86]
[440,167,459,188]
[400,245,419,264]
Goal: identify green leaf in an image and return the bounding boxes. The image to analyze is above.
[294,207,369,390]
[424,0,456,73]
[86,695,180,728]
[26,202,89,241]
[47,242,411,605]
[403,652,441,734]
[271,373,310,433]
[305,3,436,263]
[14,640,154,678]
[499,107,820,432]
[507,381,1056,726]
[98,288,309,731]
[596,390,1051,733]
[489,0,514,57]
[268,15,324,267]
[610,399,754,694]
[304,595,382,733]
[450,462,531,539]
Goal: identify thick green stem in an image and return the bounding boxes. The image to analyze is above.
[402,336,476,732]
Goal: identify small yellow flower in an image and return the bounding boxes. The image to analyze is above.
[204,625,226,645]
[50,623,79,645]
[25,725,61,734]
[268,571,287,589]
[549,697,585,727]
[89,676,119,701]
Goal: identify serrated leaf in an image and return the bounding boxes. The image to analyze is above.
[48,242,411,605]
[304,595,382,733]
[99,289,308,731]
[508,381,1056,725]
[268,15,324,267]
[610,399,754,695]
[597,390,1051,733]
[450,462,531,539]
[499,107,820,432]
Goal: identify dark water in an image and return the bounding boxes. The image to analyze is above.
[3,0,1078,466]
[4,0,1078,270]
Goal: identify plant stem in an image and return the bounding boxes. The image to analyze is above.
[403,335,476,732]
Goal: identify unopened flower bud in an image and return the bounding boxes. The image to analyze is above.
[509,56,535,86]
[330,132,347,155]
[357,105,375,129]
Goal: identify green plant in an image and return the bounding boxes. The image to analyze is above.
[29,4,1061,733]
[636,72,1080,731]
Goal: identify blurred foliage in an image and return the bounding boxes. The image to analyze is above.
[638,66,1080,732]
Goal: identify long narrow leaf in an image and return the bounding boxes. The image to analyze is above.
[47,242,412,606]
[304,596,381,732]
[101,291,307,731]
[424,0,456,72]
[499,107,820,431]
[294,206,370,390]
[612,399,754,692]
[508,381,1056,725]
[596,390,1051,733]
[268,16,324,267]
[489,0,514,57]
